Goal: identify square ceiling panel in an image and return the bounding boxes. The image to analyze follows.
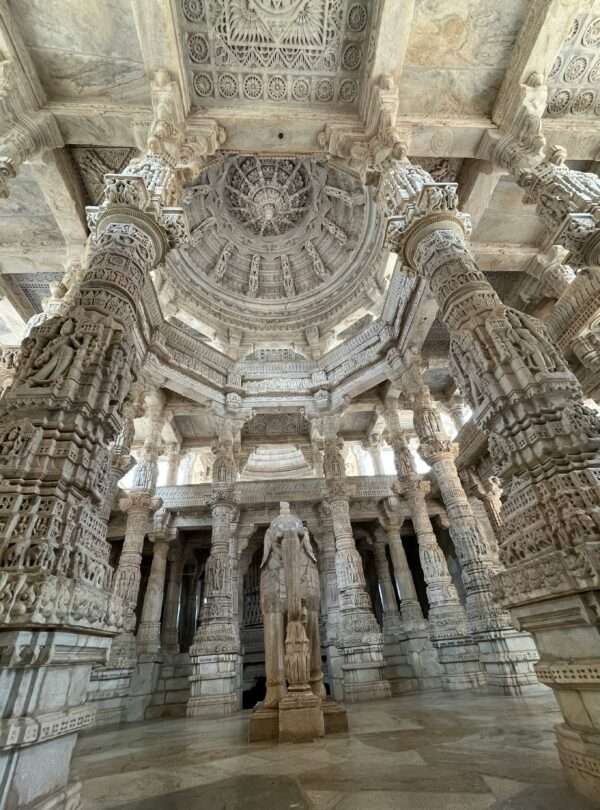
[180,0,372,108]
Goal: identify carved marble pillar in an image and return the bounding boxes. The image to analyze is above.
[164,443,181,487]
[446,393,468,433]
[113,490,162,658]
[188,422,242,717]
[187,488,240,717]
[384,405,468,637]
[373,537,399,625]
[161,541,184,655]
[381,161,599,798]
[314,510,343,700]
[517,147,600,273]
[132,388,166,492]
[412,386,511,638]
[137,512,174,656]
[322,431,391,703]
[381,523,423,631]
[0,70,189,807]
[367,432,387,476]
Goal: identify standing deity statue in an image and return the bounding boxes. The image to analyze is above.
[260,502,325,709]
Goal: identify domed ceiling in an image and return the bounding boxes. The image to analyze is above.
[169,154,386,345]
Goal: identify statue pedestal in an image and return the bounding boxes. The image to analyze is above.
[249,697,348,743]
[278,692,324,743]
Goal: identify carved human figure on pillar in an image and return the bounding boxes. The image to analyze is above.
[259,502,325,708]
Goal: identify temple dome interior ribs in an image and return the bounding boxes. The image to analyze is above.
[2,1,600,808]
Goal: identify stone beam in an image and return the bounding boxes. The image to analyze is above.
[493,0,576,130]
[0,272,34,321]
[28,148,88,251]
[472,243,539,273]
[131,0,191,115]
[457,159,503,231]
[479,0,578,171]
[363,0,415,90]
[0,0,46,110]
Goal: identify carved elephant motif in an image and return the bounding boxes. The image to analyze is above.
[260,502,325,708]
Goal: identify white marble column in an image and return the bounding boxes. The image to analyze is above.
[161,541,184,654]
[0,71,189,809]
[137,515,175,656]
[112,490,162,660]
[372,533,403,635]
[321,424,391,703]
[367,432,387,476]
[380,524,423,630]
[164,443,181,487]
[188,421,242,718]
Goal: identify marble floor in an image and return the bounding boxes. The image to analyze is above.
[74,691,598,810]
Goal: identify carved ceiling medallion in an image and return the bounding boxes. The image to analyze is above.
[225,156,312,236]
[169,153,385,341]
[181,0,371,107]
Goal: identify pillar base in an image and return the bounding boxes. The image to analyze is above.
[87,664,135,727]
[278,692,325,743]
[126,653,162,722]
[434,638,486,690]
[145,651,191,720]
[477,629,542,695]
[386,626,444,694]
[556,723,600,804]
[0,630,111,810]
[249,698,347,743]
[186,650,242,718]
[340,641,391,703]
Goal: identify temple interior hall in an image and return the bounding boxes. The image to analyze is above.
[1,1,600,809]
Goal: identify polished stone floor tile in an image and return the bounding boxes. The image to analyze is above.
[74,691,598,810]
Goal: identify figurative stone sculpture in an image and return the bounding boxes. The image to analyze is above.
[260,501,325,708]
[254,501,326,741]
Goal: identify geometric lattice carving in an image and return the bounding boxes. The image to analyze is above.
[181,0,371,107]
[546,13,600,118]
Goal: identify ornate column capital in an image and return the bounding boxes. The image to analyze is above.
[517,146,600,267]
[119,491,163,516]
[378,162,471,265]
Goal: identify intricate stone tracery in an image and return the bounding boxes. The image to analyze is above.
[181,0,372,107]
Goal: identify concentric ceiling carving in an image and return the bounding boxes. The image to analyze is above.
[180,0,372,107]
[225,157,312,236]
[170,154,384,340]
